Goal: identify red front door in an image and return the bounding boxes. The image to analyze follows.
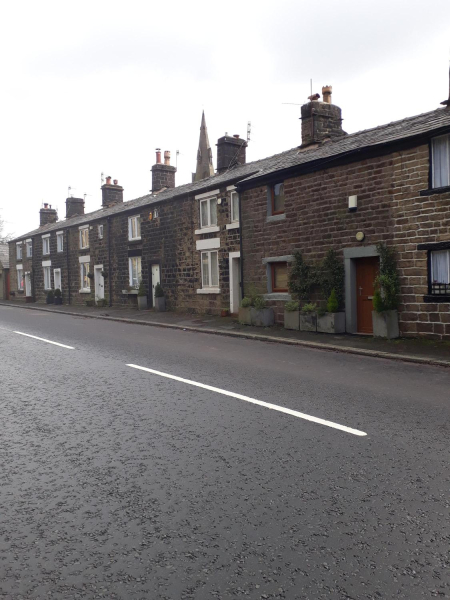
[355,257,379,334]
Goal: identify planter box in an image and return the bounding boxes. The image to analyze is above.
[54,297,63,305]
[300,313,317,332]
[372,310,399,339]
[154,296,166,311]
[137,295,148,310]
[317,312,345,334]
[284,310,300,331]
[238,307,252,325]
[251,307,274,327]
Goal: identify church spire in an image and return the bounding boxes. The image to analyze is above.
[193,111,214,182]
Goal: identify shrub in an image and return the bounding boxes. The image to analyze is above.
[46,290,54,299]
[326,289,339,313]
[284,300,299,312]
[317,305,327,317]
[373,244,400,312]
[301,302,317,314]
[137,280,147,297]
[289,252,315,302]
[54,288,62,298]
[320,249,344,309]
[253,295,266,310]
[154,282,164,298]
[240,297,251,308]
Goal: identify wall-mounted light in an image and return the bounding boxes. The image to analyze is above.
[348,195,357,212]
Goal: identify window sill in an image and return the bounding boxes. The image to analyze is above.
[423,294,450,303]
[128,237,141,242]
[79,289,91,294]
[266,214,286,223]
[226,223,240,230]
[79,247,89,251]
[17,290,24,294]
[197,288,221,294]
[195,226,220,235]
[121,289,138,295]
[263,293,292,301]
[420,186,450,196]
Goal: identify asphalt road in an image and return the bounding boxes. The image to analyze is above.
[0,305,449,600]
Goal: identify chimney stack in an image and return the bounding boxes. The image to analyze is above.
[300,85,347,147]
[65,197,85,219]
[101,177,124,208]
[216,134,247,174]
[152,149,176,192]
[39,204,58,227]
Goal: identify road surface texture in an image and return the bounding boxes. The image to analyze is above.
[0,304,449,600]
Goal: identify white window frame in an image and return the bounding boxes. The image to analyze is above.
[128,216,141,241]
[42,234,50,256]
[16,243,23,260]
[17,267,24,291]
[43,266,52,290]
[79,227,89,249]
[128,256,142,288]
[431,134,450,189]
[54,268,62,292]
[26,240,32,257]
[199,197,218,229]
[98,224,104,239]
[200,250,219,292]
[231,191,240,225]
[56,232,64,253]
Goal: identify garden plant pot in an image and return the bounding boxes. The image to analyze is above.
[54,297,63,305]
[372,310,399,339]
[137,295,148,310]
[238,307,252,325]
[155,296,166,312]
[300,313,317,332]
[317,312,345,334]
[46,298,54,305]
[250,307,275,327]
[284,310,300,331]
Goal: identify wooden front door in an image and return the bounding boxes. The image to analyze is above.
[355,256,379,334]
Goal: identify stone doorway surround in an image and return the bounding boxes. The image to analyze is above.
[344,245,379,334]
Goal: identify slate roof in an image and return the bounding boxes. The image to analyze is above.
[11,106,450,243]
[0,243,10,269]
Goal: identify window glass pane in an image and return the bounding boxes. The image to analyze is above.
[210,251,219,287]
[232,192,239,222]
[431,250,449,284]
[210,198,217,226]
[200,200,208,227]
[273,183,285,213]
[432,135,450,188]
[17,269,23,290]
[136,218,141,238]
[273,263,288,290]
[202,252,209,286]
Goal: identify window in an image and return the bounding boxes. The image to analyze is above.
[129,256,142,288]
[80,263,90,291]
[200,197,218,228]
[271,262,288,292]
[16,243,22,260]
[430,249,450,295]
[270,182,285,215]
[54,268,61,292]
[57,232,64,252]
[432,134,450,188]
[26,241,32,257]
[79,227,89,249]
[201,250,219,288]
[98,224,104,239]
[128,216,141,240]
[17,267,23,291]
[43,266,51,290]
[231,191,239,223]
[42,236,50,255]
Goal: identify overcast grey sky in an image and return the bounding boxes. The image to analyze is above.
[1,0,450,237]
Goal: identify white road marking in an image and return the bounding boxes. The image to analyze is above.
[14,331,75,350]
[126,363,367,437]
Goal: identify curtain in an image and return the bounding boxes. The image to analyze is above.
[432,135,450,188]
[431,250,449,284]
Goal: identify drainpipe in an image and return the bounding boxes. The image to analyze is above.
[108,216,112,307]
[238,188,244,299]
[65,229,71,305]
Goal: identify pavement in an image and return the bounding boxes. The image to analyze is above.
[1,299,450,367]
[0,305,449,599]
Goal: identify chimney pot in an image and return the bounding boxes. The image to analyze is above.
[164,151,170,166]
[322,85,332,104]
[156,148,161,164]
[113,179,118,185]
[44,203,48,209]
[233,134,240,139]
[106,176,112,185]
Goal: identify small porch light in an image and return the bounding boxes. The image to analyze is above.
[348,195,357,212]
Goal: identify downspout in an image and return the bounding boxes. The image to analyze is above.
[238,189,244,299]
[108,216,112,307]
[66,229,71,305]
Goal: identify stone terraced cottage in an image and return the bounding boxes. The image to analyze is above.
[8,85,450,339]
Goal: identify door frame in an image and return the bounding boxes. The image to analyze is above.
[229,251,241,314]
[343,245,379,333]
[148,260,161,308]
[93,264,104,303]
[24,271,32,297]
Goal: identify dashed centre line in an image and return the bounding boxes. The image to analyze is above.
[14,331,75,350]
[127,363,367,437]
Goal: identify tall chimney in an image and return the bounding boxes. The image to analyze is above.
[101,177,124,208]
[216,134,247,174]
[440,65,450,107]
[65,197,85,219]
[151,149,176,192]
[39,204,58,226]
[300,86,347,147]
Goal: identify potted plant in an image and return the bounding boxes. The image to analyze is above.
[300,303,317,332]
[137,280,148,310]
[317,289,346,333]
[250,295,275,327]
[54,288,63,305]
[46,290,54,304]
[154,282,165,311]
[284,300,300,330]
[238,297,252,325]
[372,244,400,339]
